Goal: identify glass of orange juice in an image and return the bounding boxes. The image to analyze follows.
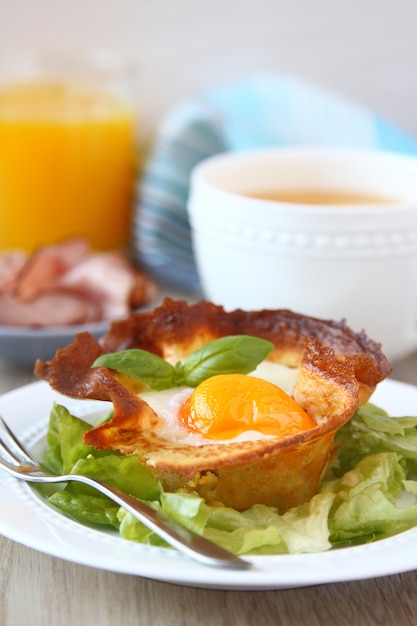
[0,49,138,252]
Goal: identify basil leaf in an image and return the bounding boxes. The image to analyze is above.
[92,349,177,390]
[183,335,274,387]
[92,335,274,391]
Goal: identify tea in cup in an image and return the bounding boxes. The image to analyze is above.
[187,147,417,361]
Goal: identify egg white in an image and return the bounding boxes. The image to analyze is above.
[138,362,300,446]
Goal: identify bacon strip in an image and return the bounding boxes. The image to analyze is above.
[35,332,157,430]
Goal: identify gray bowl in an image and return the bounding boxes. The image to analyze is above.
[0,320,111,367]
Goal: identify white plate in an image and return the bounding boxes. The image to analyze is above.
[0,378,417,590]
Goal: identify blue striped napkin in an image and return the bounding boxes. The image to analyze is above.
[133,73,417,292]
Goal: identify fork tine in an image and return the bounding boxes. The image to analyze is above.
[0,415,38,467]
[0,436,21,467]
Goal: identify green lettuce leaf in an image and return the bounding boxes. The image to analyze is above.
[118,491,334,555]
[334,403,417,477]
[323,452,417,545]
[70,454,161,501]
[118,492,209,547]
[204,492,335,555]
[44,401,417,554]
[49,489,121,528]
[45,403,96,474]
[45,405,161,528]
[49,454,161,527]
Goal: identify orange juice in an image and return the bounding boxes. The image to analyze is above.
[0,82,136,252]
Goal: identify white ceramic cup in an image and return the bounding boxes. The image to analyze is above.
[187,147,417,362]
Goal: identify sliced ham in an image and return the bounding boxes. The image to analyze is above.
[0,238,157,328]
[60,252,152,320]
[14,238,90,301]
[0,251,27,293]
[0,291,101,327]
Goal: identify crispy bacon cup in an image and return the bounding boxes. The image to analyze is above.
[35,298,392,512]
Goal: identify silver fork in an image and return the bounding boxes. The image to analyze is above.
[0,416,250,570]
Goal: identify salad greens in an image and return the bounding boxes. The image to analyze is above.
[42,402,417,556]
[91,335,275,390]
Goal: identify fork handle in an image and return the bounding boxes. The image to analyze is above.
[61,474,250,570]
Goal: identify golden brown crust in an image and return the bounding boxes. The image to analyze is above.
[99,298,391,380]
[34,298,392,511]
[35,298,391,471]
[96,297,391,416]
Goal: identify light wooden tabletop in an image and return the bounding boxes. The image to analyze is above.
[1,349,417,626]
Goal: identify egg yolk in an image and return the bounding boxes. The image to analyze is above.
[178,373,316,440]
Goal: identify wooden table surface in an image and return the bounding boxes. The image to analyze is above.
[1,348,417,626]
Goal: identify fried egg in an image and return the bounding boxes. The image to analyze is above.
[138,361,315,446]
